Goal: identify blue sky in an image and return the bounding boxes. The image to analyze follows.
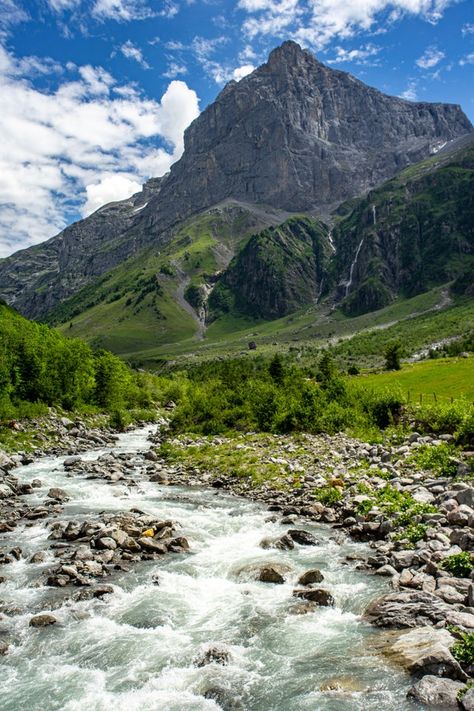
[0,0,473,257]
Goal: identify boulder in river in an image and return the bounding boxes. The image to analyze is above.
[47,488,69,502]
[195,645,231,667]
[259,534,294,550]
[293,588,335,606]
[287,529,318,546]
[461,688,474,711]
[234,562,293,583]
[258,565,288,584]
[364,590,474,629]
[376,626,467,680]
[298,569,324,586]
[407,676,466,707]
[29,614,57,628]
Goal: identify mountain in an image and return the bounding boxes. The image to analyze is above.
[333,135,474,315]
[0,40,472,323]
[209,217,331,321]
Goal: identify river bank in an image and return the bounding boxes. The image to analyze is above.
[1,420,474,709]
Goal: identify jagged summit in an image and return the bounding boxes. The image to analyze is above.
[0,41,472,320]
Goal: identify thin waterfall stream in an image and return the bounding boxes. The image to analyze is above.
[0,426,423,710]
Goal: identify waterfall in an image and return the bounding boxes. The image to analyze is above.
[345,238,364,297]
[372,204,376,225]
[328,229,336,253]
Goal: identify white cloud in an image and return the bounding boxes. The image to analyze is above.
[232,63,255,79]
[416,45,444,69]
[459,52,474,66]
[83,174,141,216]
[120,40,150,68]
[400,79,418,100]
[163,61,188,78]
[0,0,28,37]
[47,0,81,10]
[0,46,200,255]
[461,23,474,35]
[158,1,179,18]
[238,0,458,48]
[92,0,155,21]
[327,43,380,64]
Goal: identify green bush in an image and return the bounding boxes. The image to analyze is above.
[394,523,428,546]
[109,409,132,431]
[407,443,459,477]
[441,552,474,578]
[313,486,343,506]
[450,629,474,665]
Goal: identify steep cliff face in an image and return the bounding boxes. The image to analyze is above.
[156,41,472,218]
[209,217,331,320]
[0,40,472,321]
[333,137,474,315]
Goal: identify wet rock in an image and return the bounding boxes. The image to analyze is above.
[137,537,167,554]
[234,562,292,583]
[407,676,465,707]
[167,537,190,552]
[29,551,46,564]
[0,640,9,655]
[259,534,294,550]
[287,601,318,615]
[293,588,335,606]
[287,529,317,546]
[461,688,474,711]
[380,627,466,680]
[29,613,57,628]
[319,677,365,693]
[74,585,114,600]
[297,569,324,586]
[195,645,231,667]
[203,687,243,710]
[258,565,288,584]
[364,590,472,629]
[47,488,69,502]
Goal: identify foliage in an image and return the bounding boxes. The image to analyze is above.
[450,629,474,665]
[0,303,164,420]
[384,340,402,371]
[441,552,474,578]
[407,443,460,477]
[313,486,343,506]
[393,523,428,546]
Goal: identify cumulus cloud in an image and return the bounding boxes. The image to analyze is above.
[461,23,474,35]
[120,40,150,68]
[459,52,474,66]
[416,45,444,69]
[238,0,458,48]
[83,174,142,215]
[0,46,200,255]
[232,64,255,79]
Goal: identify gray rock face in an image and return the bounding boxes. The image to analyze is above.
[407,676,466,707]
[1,41,471,320]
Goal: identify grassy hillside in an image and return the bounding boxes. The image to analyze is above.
[52,202,285,355]
[349,357,474,402]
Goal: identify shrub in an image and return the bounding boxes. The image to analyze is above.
[109,409,132,431]
[313,486,343,506]
[394,523,428,546]
[450,629,474,665]
[407,443,459,477]
[441,552,474,578]
[384,341,402,371]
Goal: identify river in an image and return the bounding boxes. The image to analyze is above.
[0,426,421,710]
